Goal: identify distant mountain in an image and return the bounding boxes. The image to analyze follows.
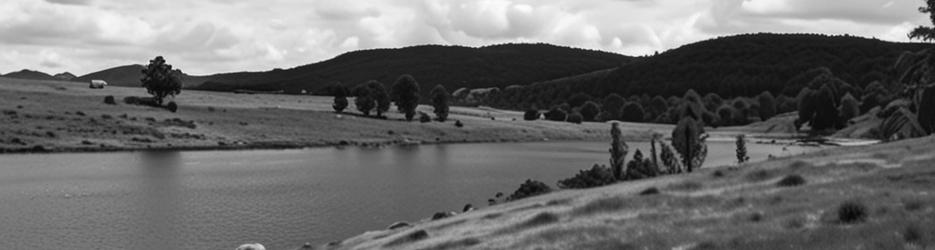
[53,72,77,81]
[2,69,57,81]
[194,43,631,95]
[75,65,144,87]
[496,33,933,109]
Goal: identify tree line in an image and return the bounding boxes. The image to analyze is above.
[331,74,452,122]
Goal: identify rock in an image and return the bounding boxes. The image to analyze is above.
[235,243,265,250]
[387,221,412,230]
[302,242,312,249]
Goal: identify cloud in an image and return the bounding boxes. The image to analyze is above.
[0,0,930,76]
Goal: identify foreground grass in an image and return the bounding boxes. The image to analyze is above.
[326,135,935,250]
[0,77,672,153]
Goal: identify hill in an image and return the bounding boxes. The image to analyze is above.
[2,69,57,81]
[53,72,76,81]
[193,43,631,95]
[494,33,933,109]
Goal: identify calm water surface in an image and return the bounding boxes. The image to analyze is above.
[0,141,822,249]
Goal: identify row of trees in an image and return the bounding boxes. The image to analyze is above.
[331,75,452,122]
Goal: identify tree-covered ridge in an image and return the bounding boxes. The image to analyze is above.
[193,43,632,96]
[490,33,930,111]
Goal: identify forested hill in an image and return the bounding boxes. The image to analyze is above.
[193,43,632,94]
[507,33,932,108]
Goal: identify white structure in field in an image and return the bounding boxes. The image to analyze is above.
[89,80,108,89]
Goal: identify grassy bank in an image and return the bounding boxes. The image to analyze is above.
[0,77,682,154]
[326,135,935,250]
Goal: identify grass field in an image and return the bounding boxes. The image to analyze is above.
[0,77,684,153]
[326,134,935,250]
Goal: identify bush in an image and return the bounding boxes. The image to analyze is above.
[625,150,659,180]
[506,179,552,201]
[776,174,806,187]
[918,86,935,134]
[557,164,616,189]
[579,101,600,121]
[567,112,583,124]
[167,102,178,113]
[837,200,868,224]
[418,111,431,123]
[672,117,707,172]
[545,107,567,121]
[639,187,660,196]
[454,120,464,128]
[332,85,349,113]
[621,102,645,122]
[103,95,116,105]
[839,93,860,124]
[523,109,540,121]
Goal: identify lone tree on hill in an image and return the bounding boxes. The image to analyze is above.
[391,75,421,121]
[141,56,183,105]
[332,85,349,113]
[430,85,450,122]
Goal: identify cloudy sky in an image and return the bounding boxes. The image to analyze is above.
[0,0,930,76]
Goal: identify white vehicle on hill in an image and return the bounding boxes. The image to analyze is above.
[89,80,107,89]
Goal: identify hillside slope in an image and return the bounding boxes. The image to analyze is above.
[499,33,932,110]
[329,135,935,250]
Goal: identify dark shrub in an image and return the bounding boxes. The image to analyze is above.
[837,200,868,224]
[454,120,464,128]
[776,174,806,187]
[567,112,583,124]
[523,109,540,121]
[545,107,567,121]
[919,86,935,134]
[557,164,616,189]
[332,85,349,113]
[103,95,116,105]
[579,101,600,121]
[621,102,645,122]
[418,112,431,123]
[506,179,552,201]
[167,102,178,113]
[639,187,660,196]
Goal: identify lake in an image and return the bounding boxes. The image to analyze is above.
[0,140,824,249]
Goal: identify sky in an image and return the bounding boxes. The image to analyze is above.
[0,0,930,76]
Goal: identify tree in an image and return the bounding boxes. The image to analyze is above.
[140,56,183,105]
[557,164,616,189]
[332,85,349,113]
[368,81,391,117]
[353,84,374,116]
[703,93,724,112]
[568,93,592,108]
[391,75,421,121]
[602,94,626,120]
[609,123,629,181]
[795,88,816,130]
[919,86,935,134]
[672,117,707,172]
[567,111,583,124]
[757,91,777,121]
[430,85,450,122]
[736,134,749,164]
[621,102,645,122]
[524,109,540,121]
[625,150,659,180]
[545,107,567,121]
[659,142,681,174]
[839,93,860,124]
[811,84,840,131]
[579,101,600,121]
[909,0,935,41]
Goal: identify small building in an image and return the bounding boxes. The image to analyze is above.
[89,80,108,89]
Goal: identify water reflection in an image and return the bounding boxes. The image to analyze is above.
[135,151,182,250]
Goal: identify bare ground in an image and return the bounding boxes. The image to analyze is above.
[324,134,935,250]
